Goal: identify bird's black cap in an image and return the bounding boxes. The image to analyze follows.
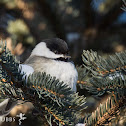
[43,38,69,55]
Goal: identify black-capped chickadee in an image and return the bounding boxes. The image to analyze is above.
[21,38,78,92]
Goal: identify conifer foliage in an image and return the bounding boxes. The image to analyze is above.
[80,50,126,125]
[0,40,126,126]
[0,41,86,126]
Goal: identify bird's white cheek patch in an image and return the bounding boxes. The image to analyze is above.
[31,42,64,59]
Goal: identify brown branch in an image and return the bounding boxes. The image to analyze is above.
[96,97,126,125]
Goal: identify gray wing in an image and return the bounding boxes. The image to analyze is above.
[24,55,52,72]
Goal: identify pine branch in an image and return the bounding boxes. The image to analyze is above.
[88,77,126,96]
[26,73,86,125]
[81,50,126,125]
[121,0,126,11]
[82,50,126,78]
[84,91,126,126]
[81,50,126,95]
[0,42,24,99]
[76,66,91,90]
[0,41,86,125]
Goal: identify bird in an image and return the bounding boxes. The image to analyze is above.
[21,38,78,92]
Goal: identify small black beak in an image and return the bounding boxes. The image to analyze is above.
[54,54,71,62]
